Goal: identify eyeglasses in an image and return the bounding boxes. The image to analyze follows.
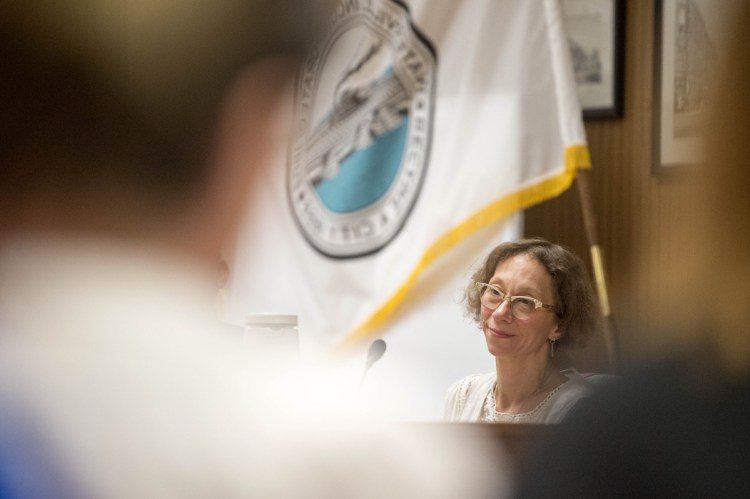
[474,282,555,320]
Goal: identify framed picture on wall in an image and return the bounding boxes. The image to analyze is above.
[561,0,625,120]
[653,0,737,174]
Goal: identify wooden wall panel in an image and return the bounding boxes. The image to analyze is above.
[524,1,691,370]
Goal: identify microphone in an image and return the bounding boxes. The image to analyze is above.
[360,339,386,388]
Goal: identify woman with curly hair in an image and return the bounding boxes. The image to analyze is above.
[443,238,600,423]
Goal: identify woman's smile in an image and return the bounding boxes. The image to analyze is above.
[487,326,515,338]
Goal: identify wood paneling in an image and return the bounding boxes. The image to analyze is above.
[525,1,691,370]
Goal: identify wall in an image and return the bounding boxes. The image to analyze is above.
[524,1,693,371]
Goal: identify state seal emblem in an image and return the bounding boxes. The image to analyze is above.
[288,0,436,258]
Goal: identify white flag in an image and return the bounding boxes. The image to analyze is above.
[227,0,589,419]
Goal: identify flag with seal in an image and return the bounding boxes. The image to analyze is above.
[227,0,590,419]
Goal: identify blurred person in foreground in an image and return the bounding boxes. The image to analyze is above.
[515,5,750,497]
[443,238,601,423]
[0,2,506,497]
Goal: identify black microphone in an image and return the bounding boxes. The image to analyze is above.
[360,339,386,388]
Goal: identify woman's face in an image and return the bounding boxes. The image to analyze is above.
[480,253,561,359]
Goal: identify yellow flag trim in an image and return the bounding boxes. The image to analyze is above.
[332,144,591,354]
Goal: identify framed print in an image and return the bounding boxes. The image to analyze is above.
[561,0,625,120]
[653,0,738,174]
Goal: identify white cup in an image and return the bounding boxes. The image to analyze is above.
[244,313,299,361]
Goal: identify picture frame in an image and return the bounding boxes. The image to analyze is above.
[653,0,736,174]
[561,0,625,120]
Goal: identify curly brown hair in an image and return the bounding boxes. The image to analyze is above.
[465,238,599,349]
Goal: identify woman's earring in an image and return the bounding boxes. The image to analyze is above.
[549,338,557,358]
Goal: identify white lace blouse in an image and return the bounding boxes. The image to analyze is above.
[442,369,593,423]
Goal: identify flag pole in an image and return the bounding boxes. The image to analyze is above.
[575,169,620,372]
